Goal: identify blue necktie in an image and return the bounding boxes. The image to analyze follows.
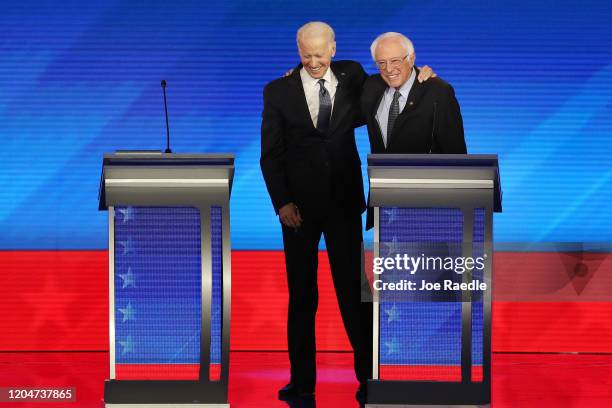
[387,90,401,145]
[316,79,332,132]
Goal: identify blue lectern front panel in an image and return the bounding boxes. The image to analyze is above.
[472,208,485,380]
[378,208,484,381]
[113,206,208,380]
[210,206,223,381]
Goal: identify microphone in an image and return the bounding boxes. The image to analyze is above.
[160,80,172,153]
[429,102,437,153]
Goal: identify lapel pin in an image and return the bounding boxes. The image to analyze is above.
[409,101,414,106]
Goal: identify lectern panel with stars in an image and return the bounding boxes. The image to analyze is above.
[113,206,204,380]
[378,207,484,381]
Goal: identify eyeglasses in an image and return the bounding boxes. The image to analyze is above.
[375,55,409,70]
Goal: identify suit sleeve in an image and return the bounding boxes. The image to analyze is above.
[353,63,369,128]
[433,84,467,153]
[260,84,292,213]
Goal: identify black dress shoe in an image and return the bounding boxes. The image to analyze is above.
[355,382,367,404]
[278,383,314,401]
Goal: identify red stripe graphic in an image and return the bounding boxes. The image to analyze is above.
[1,250,611,352]
[113,364,221,380]
[379,365,483,381]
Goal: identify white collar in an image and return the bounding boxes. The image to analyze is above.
[300,66,334,86]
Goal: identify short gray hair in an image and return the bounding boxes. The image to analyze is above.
[370,32,414,61]
[296,21,336,45]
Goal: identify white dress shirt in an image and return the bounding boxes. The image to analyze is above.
[375,68,417,147]
[300,67,338,127]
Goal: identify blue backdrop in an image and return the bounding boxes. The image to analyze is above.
[1,0,611,249]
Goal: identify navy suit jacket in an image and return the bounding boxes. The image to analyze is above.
[361,69,467,229]
[260,60,368,220]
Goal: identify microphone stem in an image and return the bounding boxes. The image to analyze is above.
[162,84,171,153]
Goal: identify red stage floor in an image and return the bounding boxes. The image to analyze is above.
[0,351,611,407]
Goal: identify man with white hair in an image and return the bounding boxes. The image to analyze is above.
[260,21,372,402]
[361,32,467,229]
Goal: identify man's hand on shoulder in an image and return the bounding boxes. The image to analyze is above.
[279,203,303,228]
[417,65,437,83]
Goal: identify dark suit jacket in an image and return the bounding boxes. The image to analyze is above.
[361,69,467,228]
[361,68,467,154]
[260,60,367,220]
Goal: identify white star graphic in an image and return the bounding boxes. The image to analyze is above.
[383,208,398,225]
[385,303,399,323]
[118,301,135,323]
[118,335,134,355]
[383,236,400,257]
[117,207,134,223]
[118,267,136,289]
[384,337,399,356]
[117,237,134,255]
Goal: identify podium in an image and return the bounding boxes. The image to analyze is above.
[98,153,234,407]
[366,154,502,407]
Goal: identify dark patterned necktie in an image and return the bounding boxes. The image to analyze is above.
[387,90,401,146]
[316,79,332,132]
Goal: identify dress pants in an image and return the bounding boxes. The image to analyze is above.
[281,210,373,391]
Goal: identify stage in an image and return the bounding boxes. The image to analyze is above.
[1,351,611,407]
[2,1,612,407]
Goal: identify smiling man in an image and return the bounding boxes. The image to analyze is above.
[362,32,466,155]
[260,21,372,402]
[361,32,467,229]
